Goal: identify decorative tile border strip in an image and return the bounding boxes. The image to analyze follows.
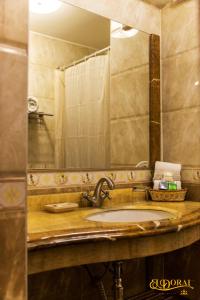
[181,168,200,184]
[28,169,152,191]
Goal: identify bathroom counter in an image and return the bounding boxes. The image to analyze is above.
[28,200,200,274]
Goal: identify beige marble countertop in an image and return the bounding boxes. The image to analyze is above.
[28,200,200,250]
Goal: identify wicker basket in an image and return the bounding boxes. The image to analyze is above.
[149,189,187,202]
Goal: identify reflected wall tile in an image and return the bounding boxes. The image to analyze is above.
[162,47,200,112]
[111,65,149,119]
[0,0,28,45]
[64,0,161,35]
[0,210,26,300]
[28,128,55,167]
[110,31,149,75]
[163,107,200,165]
[28,64,54,99]
[37,98,55,115]
[110,116,149,166]
[0,49,27,173]
[29,32,93,69]
[162,0,199,58]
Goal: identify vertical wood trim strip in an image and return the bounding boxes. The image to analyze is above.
[149,34,161,168]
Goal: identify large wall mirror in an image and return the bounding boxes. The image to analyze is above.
[28,1,159,171]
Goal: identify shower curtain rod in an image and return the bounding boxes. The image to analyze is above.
[57,46,110,71]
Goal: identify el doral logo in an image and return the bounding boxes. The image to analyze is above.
[150,279,194,296]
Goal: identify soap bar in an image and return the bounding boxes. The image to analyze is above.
[44,202,78,213]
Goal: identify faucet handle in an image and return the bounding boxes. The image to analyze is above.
[102,190,112,200]
[82,191,89,198]
[81,192,97,206]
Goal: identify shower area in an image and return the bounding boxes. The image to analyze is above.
[54,48,110,169]
[28,35,110,170]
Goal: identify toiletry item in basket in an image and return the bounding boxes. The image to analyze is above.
[168,181,177,190]
[153,161,182,190]
[159,180,168,190]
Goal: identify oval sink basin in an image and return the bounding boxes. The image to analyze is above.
[86,209,176,223]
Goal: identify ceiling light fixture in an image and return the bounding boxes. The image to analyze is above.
[111,21,138,39]
[29,0,61,14]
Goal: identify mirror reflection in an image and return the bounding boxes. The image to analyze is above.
[28,1,150,170]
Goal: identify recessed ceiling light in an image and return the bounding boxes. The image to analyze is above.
[111,21,138,39]
[29,0,61,14]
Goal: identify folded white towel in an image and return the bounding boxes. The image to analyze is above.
[155,161,181,172]
[153,161,181,181]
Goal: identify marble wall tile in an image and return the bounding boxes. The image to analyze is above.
[110,30,150,167]
[110,117,149,166]
[0,210,26,300]
[36,98,54,116]
[0,0,27,299]
[162,0,199,58]
[111,65,149,119]
[162,47,200,112]
[163,107,200,165]
[0,181,26,210]
[0,0,28,45]
[64,0,161,35]
[110,31,149,75]
[162,0,200,168]
[0,48,27,174]
[28,126,55,166]
[29,32,94,69]
[28,64,54,99]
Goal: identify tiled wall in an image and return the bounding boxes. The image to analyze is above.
[161,0,200,200]
[28,32,94,168]
[110,31,150,167]
[162,0,200,167]
[0,0,28,299]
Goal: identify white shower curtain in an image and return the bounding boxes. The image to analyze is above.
[55,54,109,169]
[54,69,65,168]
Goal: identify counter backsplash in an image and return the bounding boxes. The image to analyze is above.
[27,169,152,194]
[27,167,200,198]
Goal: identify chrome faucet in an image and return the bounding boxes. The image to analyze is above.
[82,177,115,208]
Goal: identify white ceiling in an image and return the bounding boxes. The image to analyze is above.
[29,1,110,49]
